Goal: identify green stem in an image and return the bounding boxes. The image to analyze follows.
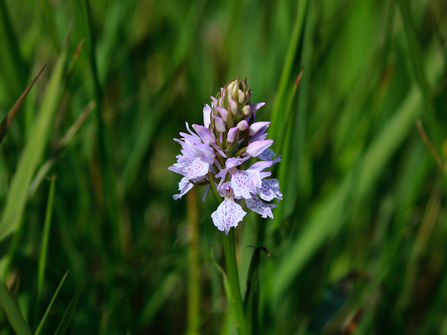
[223,229,247,335]
[186,188,200,335]
[208,173,247,334]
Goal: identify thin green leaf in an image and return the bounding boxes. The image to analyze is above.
[35,270,70,335]
[0,280,32,335]
[0,64,47,145]
[0,44,68,244]
[53,285,82,335]
[37,176,57,304]
[269,0,309,142]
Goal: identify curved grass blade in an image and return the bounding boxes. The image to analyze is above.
[53,284,82,335]
[0,44,68,244]
[35,270,70,335]
[0,279,32,335]
[0,64,47,145]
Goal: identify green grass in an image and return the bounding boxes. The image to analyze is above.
[0,0,446,334]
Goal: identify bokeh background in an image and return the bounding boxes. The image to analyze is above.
[0,0,446,334]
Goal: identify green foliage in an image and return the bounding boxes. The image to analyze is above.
[0,0,446,334]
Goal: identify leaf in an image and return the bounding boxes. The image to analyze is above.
[35,270,70,335]
[0,63,47,145]
[0,279,32,335]
[0,45,68,244]
[53,284,82,335]
[37,176,57,304]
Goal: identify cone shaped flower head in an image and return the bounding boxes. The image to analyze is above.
[169,78,282,234]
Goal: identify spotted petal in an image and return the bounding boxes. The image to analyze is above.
[246,195,277,219]
[173,177,194,200]
[184,157,209,179]
[230,169,262,199]
[258,178,283,202]
[211,197,247,235]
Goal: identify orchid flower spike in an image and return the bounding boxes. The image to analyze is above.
[169,77,282,234]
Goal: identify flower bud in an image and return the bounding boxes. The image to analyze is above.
[238,89,245,104]
[228,97,238,116]
[216,106,228,122]
[246,139,273,157]
[237,120,248,131]
[213,115,226,132]
[242,105,251,116]
[249,121,270,136]
[227,126,239,143]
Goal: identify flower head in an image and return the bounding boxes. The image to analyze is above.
[169,78,282,234]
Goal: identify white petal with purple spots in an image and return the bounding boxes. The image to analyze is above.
[230,169,262,199]
[211,197,247,235]
[173,177,194,200]
[245,195,277,219]
[184,158,209,179]
[258,178,283,202]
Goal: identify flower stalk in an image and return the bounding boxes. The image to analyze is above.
[223,230,247,335]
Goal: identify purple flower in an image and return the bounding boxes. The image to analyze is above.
[169,78,282,234]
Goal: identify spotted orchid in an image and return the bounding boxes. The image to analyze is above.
[169,78,282,234]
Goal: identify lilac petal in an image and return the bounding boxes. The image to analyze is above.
[216,106,228,122]
[185,122,200,140]
[237,120,249,131]
[249,121,271,136]
[211,197,247,235]
[211,144,227,158]
[215,168,227,180]
[258,178,283,202]
[193,124,215,145]
[213,115,226,132]
[225,156,250,169]
[227,126,239,143]
[260,171,272,179]
[248,160,273,172]
[246,140,273,157]
[173,177,194,200]
[202,184,210,201]
[230,169,262,199]
[249,130,268,143]
[258,148,281,163]
[203,104,212,128]
[184,157,209,179]
[246,195,277,219]
[251,102,265,116]
[179,132,201,146]
[168,161,186,176]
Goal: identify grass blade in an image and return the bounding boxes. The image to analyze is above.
[35,270,70,335]
[0,279,32,335]
[0,45,68,244]
[53,284,82,335]
[0,64,47,145]
[37,176,57,304]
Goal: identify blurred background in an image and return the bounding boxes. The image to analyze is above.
[0,0,446,334]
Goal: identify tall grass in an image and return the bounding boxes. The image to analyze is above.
[0,0,446,334]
